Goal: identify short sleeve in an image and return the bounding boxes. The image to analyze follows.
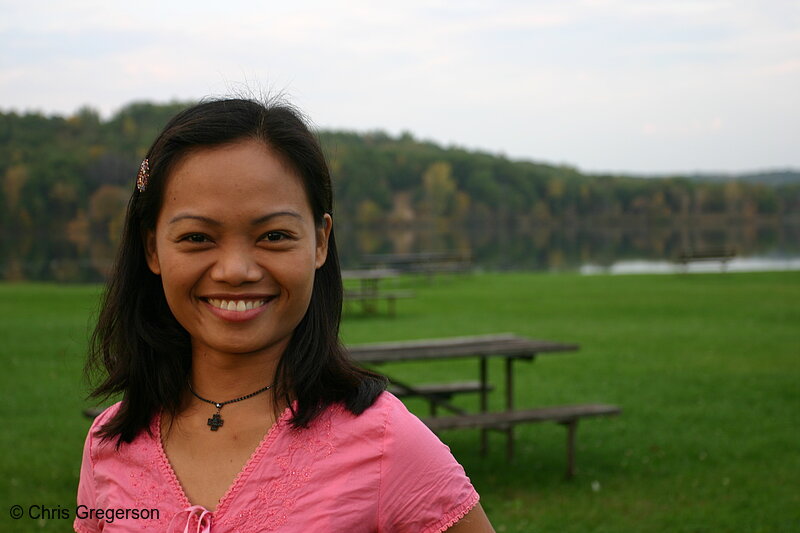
[377,395,479,533]
[74,409,111,533]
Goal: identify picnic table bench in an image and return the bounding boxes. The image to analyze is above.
[389,381,495,415]
[423,404,621,478]
[348,333,621,477]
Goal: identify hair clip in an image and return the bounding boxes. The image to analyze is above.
[136,159,150,192]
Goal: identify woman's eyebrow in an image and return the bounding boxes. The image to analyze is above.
[168,211,303,226]
[168,214,220,226]
[251,211,303,225]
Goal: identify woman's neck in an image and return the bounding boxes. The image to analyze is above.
[187,343,283,403]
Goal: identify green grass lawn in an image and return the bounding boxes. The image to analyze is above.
[1,272,798,532]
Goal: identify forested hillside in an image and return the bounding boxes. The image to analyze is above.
[2,101,799,241]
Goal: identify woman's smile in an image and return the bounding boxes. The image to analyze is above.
[201,295,274,323]
[205,297,269,312]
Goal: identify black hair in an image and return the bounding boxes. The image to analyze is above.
[87,98,386,444]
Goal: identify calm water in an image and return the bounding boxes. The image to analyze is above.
[2,219,799,282]
[581,256,800,275]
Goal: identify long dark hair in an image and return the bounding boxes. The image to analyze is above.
[87,98,386,444]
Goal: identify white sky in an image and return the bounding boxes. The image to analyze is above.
[1,0,799,174]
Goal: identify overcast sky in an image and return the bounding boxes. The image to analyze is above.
[2,0,798,174]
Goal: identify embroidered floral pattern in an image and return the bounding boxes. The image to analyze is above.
[125,425,180,530]
[218,406,337,532]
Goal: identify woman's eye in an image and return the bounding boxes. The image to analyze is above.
[263,231,287,242]
[184,234,210,243]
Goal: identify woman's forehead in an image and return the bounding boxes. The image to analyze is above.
[162,140,310,209]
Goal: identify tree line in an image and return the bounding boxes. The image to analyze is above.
[2,101,799,244]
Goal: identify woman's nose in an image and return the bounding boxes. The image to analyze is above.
[209,245,264,285]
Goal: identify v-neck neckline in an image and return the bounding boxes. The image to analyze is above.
[153,405,295,516]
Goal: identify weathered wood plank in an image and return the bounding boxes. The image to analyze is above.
[422,403,621,476]
[422,404,622,431]
[344,289,415,300]
[341,268,400,280]
[348,334,579,363]
[389,381,495,398]
[676,246,737,263]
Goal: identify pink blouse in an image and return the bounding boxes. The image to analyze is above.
[74,392,479,532]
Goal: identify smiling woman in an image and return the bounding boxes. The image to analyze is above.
[76,98,494,532]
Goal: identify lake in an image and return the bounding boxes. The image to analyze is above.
[2,218,799,282]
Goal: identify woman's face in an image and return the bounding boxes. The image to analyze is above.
[145,139,331,359]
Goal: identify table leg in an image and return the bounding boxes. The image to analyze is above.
[480,356,488,456]
[506,357,515,460]
[363,280,378,314]
[565,420,577,479]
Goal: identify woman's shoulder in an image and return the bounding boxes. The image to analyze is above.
[325,391,447,454]
[311,391,424,447]
[331,390,413,426]
[85,401,122,440]
[84,401,159,456]
[91,401,122,422]
[370,390,435,433]
[366,389,406,414]
[80,402,123,468]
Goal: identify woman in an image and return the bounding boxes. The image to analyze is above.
[76,98,494,532]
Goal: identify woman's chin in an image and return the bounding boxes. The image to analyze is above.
[194,335,291,358]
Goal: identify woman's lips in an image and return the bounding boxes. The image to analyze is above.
[201,297,273,322]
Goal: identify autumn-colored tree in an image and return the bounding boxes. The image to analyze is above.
[422,162,456,218]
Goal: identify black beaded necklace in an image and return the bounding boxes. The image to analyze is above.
[187,381,273,431]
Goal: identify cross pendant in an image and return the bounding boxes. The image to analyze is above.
[207,412,224,431]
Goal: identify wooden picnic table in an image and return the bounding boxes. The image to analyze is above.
[348,333,620,477]
[341,268,399,285]
[341,268,413,316]
[675,246,738,272]
[348,332,577,417]
[361,251,472,278]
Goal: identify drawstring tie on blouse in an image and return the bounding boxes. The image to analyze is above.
[168,505,212,533]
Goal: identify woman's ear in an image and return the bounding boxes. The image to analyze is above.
[315,214,333,269]
[144,230,161,275]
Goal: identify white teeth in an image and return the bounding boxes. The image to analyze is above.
[207,298,267,312]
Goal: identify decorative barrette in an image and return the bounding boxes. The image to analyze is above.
[136,159,150,192]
